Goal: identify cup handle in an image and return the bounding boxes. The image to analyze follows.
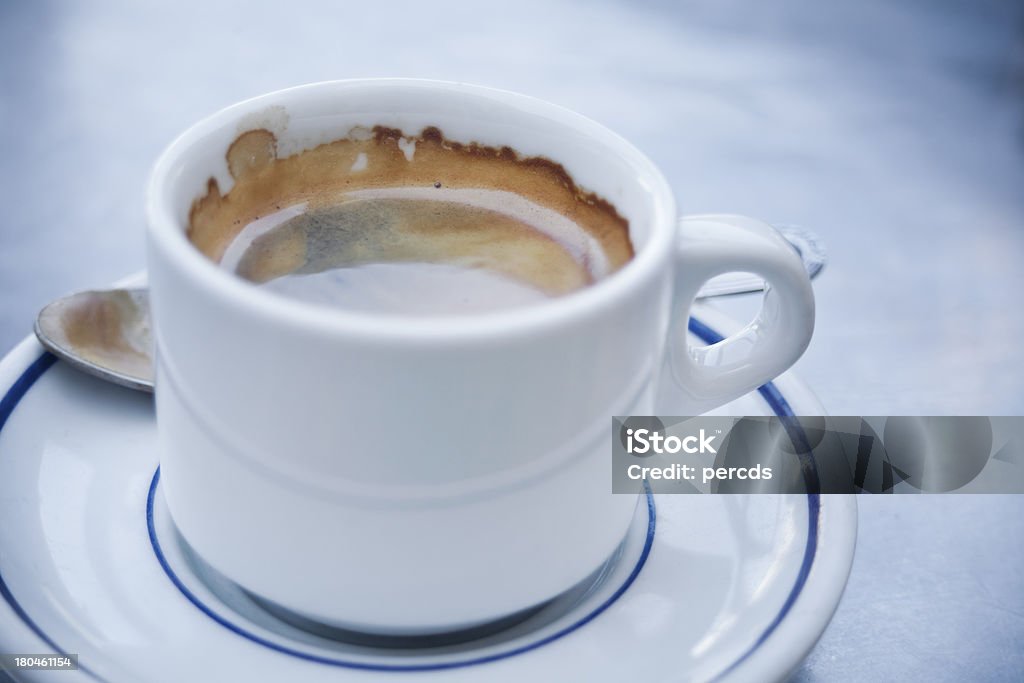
[670,214,816,411]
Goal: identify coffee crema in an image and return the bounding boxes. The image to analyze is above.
[187,125,633,314]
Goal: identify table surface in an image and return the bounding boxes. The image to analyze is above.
[1,0,1022,680]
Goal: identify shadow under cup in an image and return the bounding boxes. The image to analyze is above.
[145,80,678,637]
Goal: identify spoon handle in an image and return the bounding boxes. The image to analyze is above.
[696,225,825,298]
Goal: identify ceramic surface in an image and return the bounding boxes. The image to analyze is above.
[146,80,815,631]
[0,306,854,682]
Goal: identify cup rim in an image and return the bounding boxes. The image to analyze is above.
[146,78,677,341]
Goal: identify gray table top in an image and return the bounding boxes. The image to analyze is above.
[1,0,1022,680]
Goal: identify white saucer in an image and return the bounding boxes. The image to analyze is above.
[0,303,855,683]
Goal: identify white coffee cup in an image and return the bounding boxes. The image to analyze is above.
[146,79,814,636]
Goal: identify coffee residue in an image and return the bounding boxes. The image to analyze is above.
[187,126,633,272]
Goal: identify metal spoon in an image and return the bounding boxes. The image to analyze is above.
[35,288,154,392]
[33,226,825,393]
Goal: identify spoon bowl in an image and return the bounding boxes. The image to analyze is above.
[34,287,154,392]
